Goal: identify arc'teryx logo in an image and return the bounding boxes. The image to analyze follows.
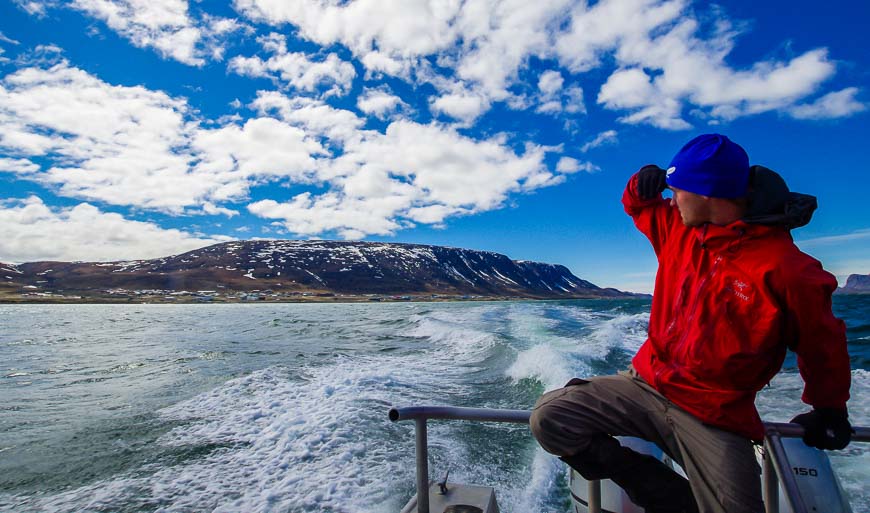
[729,279,750,302]
[666,166,676,176]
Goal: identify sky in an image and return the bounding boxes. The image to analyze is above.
[0,0,868,293]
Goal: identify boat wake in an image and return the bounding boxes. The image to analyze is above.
[2,301,867,513]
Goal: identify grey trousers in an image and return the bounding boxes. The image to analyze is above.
[529,368,764,513]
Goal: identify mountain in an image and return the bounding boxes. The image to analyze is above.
[836,274,870,295]
[0,240,638,302]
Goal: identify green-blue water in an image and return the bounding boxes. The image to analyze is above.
[1,297,868,512]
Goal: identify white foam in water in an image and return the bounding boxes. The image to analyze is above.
[22,360,420,513]
[514,449,565,512]
[152,362,419,513]
[10,308,503,513]
[506,309,649,392]
[504,305,594,390]
[507,344,577,391]
[502,306,656,513]
[142,309,503,513]
[407,309,497,361]
[6,303,867,513]
[504,306,569,350]
[585,312,650,354]
[405,305,582,512]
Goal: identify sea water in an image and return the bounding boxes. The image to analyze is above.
[1,297,868,513]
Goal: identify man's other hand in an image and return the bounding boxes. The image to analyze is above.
[790,408,853,450]
[636,165,667,200]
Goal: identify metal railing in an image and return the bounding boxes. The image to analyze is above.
[389,405,870,513]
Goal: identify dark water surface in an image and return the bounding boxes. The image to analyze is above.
[1,297,868,512]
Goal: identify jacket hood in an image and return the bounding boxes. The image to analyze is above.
[742,165,817,229]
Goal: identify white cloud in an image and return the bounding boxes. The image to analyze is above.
[0,32,20,63]
[580,130,618,152]
[598,68,655,109]
[232,0,861,126]
[20,0,242,65]
[228,33,356,96]
[563,86,586,114]
[333,120,555,207]
[796,228,870,248]
[0,62,324,212]
[233,0,573,118]
[405,204,470,225]
[200,202,239,218]
[200,15,248,61]
[191,117,324,190]
[356,87,408,120]
[563,0,842,128]
[0,196,231,263]
[538,70,564,97]
[1,62,574,240]
[233,0,462,66]
[451,0,574,101]
[248,193,406,239]
[250,91,365,144]
[0,62,194,208]
[536,70,562,114]
[555,0,685,73]
[11,0,49,17]
[71,0,208,65]
[556,156,599,174]
[430,91,490,124]
[0,157,39,174]
[360,51,412,78]
[788,88,867,120]
[248,92,566,234]
[248,116,562,238]
[0,33,21,45]
[535,70,586,115]
[19,0,856,126]
[597,67,689,129]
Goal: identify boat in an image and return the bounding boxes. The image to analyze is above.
[388,405,870,513]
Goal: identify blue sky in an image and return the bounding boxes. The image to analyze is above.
[0,0,867,293]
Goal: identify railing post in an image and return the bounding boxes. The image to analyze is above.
[587,479,602,513]
[415,418,430,513]
[762,442,778,513]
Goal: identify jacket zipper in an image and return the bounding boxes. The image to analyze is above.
[668,226,722,373]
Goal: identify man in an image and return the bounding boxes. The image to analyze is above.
[530,134,852,513]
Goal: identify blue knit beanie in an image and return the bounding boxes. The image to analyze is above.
[666,134,750,199]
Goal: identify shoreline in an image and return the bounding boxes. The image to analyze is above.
[0,293,648,305]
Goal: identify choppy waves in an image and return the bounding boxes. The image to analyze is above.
[2,300,868,513]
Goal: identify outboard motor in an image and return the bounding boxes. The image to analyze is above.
[773,437,853,513]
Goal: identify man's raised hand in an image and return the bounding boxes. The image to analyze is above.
[636,165,668,200]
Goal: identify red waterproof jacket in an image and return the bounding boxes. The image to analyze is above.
[623,172,850,440]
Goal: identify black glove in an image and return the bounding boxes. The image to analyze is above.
[790,408,853,450]
[636,165,667,200]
